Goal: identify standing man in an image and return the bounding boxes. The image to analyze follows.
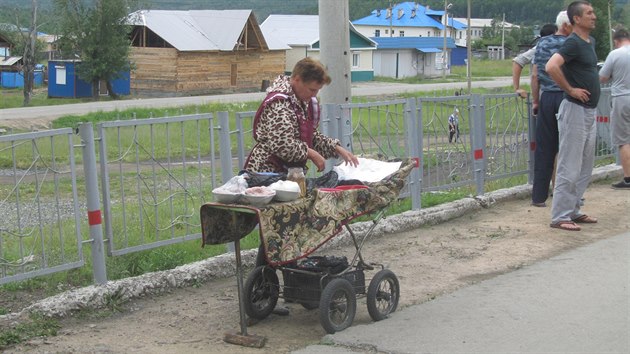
[448,107,460,143]
[545,1,600,231]
[599,28,630,189]
[512,23,558,113]
[530,11,572,207]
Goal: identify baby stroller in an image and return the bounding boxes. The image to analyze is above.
[244,207,400,334]
[201,158,418,334]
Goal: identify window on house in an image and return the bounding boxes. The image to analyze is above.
[399,31,405,37]
[375,29,380,37]
[55,66,66,85]
[352,53,360,68]
[385,29,389,34]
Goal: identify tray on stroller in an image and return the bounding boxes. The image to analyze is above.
[201,158,417,265]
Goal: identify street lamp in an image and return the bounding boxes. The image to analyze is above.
[442,2,452,79]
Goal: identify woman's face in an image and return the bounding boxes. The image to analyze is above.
[291,76,324,102]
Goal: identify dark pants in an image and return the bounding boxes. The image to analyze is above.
[449,126,460,143]
[532,91,562,204]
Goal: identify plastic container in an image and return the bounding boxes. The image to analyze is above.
[287,167,306,197]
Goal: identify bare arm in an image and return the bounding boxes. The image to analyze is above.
[512,62,527,98]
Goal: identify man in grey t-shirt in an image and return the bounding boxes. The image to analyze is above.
[599,28,630,189]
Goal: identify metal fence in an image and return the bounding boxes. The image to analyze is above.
[0,89,615,286]
[0,128,84,285]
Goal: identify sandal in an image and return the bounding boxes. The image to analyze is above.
[572,214,598,224]
[550,221,581,231]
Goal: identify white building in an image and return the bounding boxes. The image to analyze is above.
[261,14,377,81]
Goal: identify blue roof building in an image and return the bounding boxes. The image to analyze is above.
[352,2,467,79]
[352,2,466,41]
[370,37,458,78]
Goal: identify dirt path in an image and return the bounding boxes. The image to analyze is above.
[5,181,629,354]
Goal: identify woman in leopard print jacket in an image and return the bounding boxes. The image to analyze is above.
[244,58,358,173]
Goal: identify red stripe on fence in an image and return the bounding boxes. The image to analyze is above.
[88,210,102,226]
[474,149,484,160]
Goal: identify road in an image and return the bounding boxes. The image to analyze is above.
[0,77,514,130]
[295,230,630,354]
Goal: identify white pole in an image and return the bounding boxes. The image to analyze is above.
[501,13,505,60]
[318,0,351,105]
[443,0,448,79]
[467,0,472,93]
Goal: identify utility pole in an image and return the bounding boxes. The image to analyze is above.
[608,0,613,51]
[318,1,351,104]
[442,1,452,79]
[389,0,393,37]
[501,13,505,60]
[467,0,472,93]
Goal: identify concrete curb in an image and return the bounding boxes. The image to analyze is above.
[2,164,621,320]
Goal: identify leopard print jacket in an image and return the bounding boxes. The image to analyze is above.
[243,75,340,173]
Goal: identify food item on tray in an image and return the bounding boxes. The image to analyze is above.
[244,186,275,196]
[269,180,300,202]
[243,186,275,206]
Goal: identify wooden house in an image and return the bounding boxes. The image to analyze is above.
[127,10,288,97]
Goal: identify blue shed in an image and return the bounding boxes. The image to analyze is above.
[0,56,44,88]
[451,46,468,66]
[48,60,130,98]
[1,71,44,88]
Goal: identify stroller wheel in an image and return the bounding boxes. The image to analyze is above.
[367,269,399,321]
[319,278,357,334]
[244,265,279,320]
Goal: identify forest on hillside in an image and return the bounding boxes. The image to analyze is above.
[1,0,628,32]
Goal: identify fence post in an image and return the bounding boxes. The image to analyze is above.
[405,98,422,210]
[217,111,235,252]
[470,94,486,196]
[96,123,113,255]
[527,93,535,185]
[78,123,108,285]
[218,112,234,183]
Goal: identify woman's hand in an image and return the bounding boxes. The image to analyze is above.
[335,145,359,168]
[307,148,326,172]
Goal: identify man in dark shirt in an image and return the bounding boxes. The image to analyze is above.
[545,1,600,231]
[530,12,572,207]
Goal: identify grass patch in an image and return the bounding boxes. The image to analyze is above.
[450,59,527,78]
[0,314,60,349]
[0,88,100,110]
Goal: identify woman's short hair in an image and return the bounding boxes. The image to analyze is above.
[291,58,332,85]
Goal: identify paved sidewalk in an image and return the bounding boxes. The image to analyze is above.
[294,232,630,354]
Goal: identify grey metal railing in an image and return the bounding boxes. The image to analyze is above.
[0,128,84,285]
[0,89,617,285]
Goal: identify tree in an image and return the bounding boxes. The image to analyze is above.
[20,0,38,106]
[1,0,42,106]
[54,0,136,100]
